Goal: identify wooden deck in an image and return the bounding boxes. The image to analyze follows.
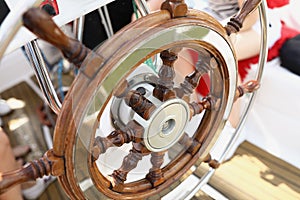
[1,80,300,200]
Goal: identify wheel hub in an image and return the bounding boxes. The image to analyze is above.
[134,98,190,152]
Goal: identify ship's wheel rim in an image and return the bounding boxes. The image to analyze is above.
[55,10,237,199]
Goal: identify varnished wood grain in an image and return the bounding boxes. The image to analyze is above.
[225,0,262,35]
[1,81,299,199]
[23,8,91,68]
[0,0,283,199]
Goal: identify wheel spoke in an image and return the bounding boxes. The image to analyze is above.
[178,133,201,155]
[146,151,166,186]
[175,70,202,100]
[125,90,156,120]
[234,80,260,102]
[189,97,211,117]
[203,154,220,169]
[92,121,144,160]
[153,50,178,101]
[110,143,150,187]
[175,48,212,100]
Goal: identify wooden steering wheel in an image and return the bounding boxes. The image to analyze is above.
[0,0,267,199]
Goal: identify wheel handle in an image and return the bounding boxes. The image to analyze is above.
[22,7,90,67]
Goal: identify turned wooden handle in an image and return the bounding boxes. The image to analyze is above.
[0,150,64,194]
[22,7,90,67]
[0,164,40,194]
[234,80,260,101]
[161,0,187,17]
[0,157,52,194]
[225,0,262,35]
